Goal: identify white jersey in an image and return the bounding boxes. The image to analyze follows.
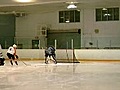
[7,46,15,55]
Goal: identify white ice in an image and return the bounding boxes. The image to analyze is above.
[0,61,120,90]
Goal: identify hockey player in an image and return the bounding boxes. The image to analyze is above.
[45,46,57,64]
[7,44,18,65]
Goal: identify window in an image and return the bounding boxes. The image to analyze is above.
[96,7,119,21]
[59,10,80,23]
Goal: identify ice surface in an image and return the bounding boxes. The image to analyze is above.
[0,61,120,90]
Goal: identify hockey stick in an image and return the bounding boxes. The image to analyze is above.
[15,55,31,66]
[21,60,30,66]
[21,60,31,66]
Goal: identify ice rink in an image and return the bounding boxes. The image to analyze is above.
[0,60,120,90]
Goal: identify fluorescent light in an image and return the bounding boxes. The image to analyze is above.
[13,0,36,3]
[66,20,70,23]
[102,8,107,10]
[67,4,77,9]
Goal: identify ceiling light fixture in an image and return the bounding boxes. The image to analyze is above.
[13,0,36,3]
[67,2,77,9]
[102,8,107,10]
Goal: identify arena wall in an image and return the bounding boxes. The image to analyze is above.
[1,49,120,61]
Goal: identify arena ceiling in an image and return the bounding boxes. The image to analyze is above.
[0,0,120,12]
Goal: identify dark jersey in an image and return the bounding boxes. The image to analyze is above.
[45,46,55,55]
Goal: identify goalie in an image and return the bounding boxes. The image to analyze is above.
[45,46,57,64]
